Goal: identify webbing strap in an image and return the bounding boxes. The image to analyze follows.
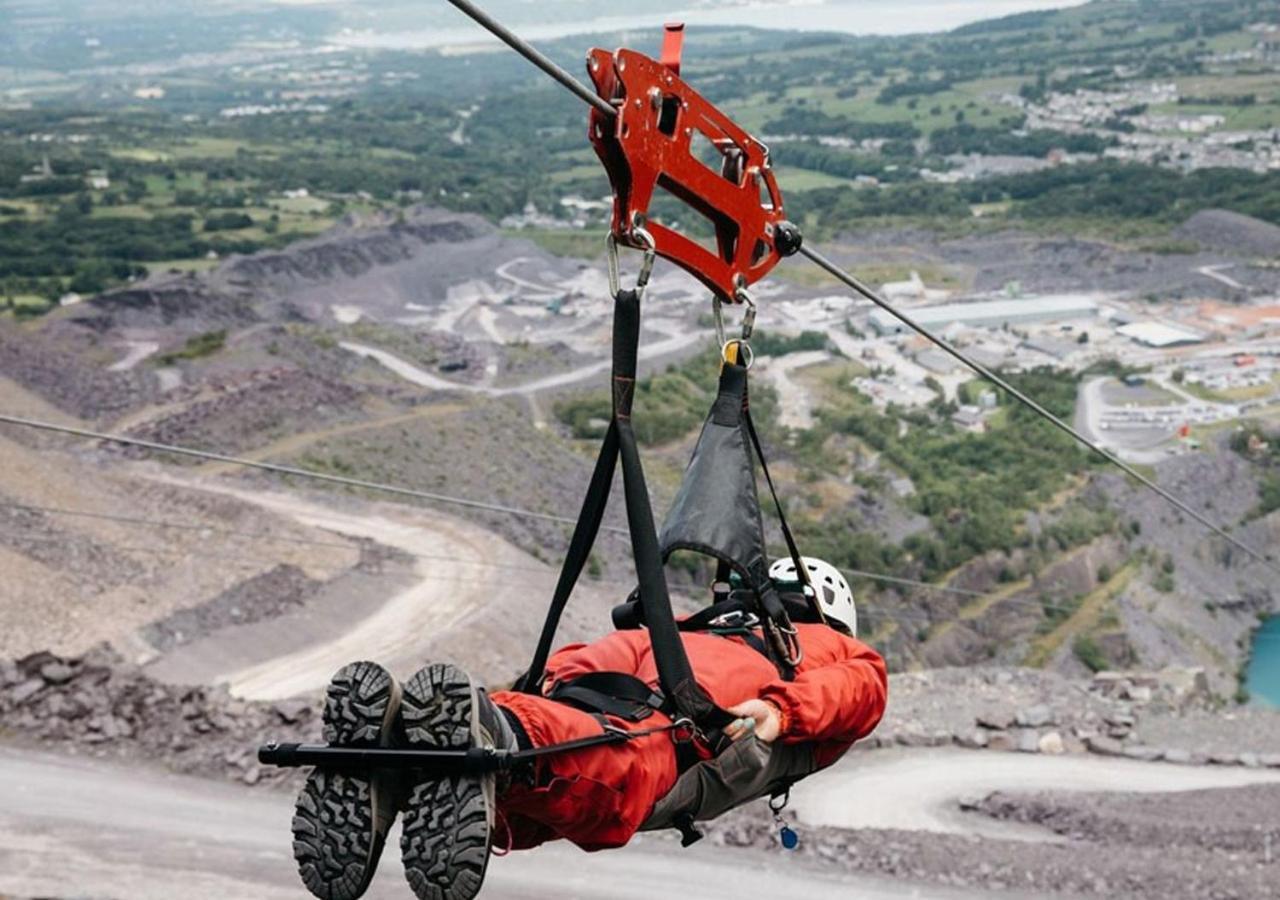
[548,671,665,721]
[742,382,810,597]
[518,290,733,732]
[516,421,619,693]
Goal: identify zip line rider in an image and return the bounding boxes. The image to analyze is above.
[279,17,895,900]
[251,7,1274,896]
[292,557,886,900]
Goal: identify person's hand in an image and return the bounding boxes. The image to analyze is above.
[725,698,782,743]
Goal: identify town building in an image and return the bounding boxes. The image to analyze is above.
[868,295,1100,335]
[1116,322,1206,348]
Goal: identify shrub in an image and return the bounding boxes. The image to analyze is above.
[202,212,253,231]
[156,329,227,365]
[1073,635,1108,672]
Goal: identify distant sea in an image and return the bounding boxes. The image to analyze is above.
[330,0,1090,49]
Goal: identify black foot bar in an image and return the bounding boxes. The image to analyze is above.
[258,742,522,773]
[258,727,637,773]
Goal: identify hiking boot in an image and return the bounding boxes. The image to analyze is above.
[292,660,404,900]
[398,662,515,900]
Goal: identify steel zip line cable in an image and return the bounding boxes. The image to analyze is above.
[443,0,616,117]
[436,0,1279,577]
[0,501,586,577]
[1,416,982,596]
[0,490,980,597]
[0,413,625,535]
[797,244,1278,575]
[13,488,1259,615]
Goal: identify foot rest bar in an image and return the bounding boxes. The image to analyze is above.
[258,742,514,773]
[259,727,635,773]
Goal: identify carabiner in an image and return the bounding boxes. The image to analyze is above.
[712,294,728,348]
[668,716,697,744]
[606,227,656,299]
[735,288,756,341]
[714,287,756,368]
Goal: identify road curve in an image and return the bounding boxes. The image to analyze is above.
[792,747,1280,841]
[340,320,699,398]
[133,476,572,701]
[0,747,986,900]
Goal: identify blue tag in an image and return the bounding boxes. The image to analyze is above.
[779,825,799,850]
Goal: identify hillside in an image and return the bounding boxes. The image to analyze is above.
[0,204,1276,701]
[4,4,1280,898]
[6,0,1280,307]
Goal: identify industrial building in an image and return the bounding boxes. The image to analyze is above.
[1116,321,1206,348]
[868,295,1100,335]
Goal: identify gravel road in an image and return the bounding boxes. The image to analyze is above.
[0,747,989,900]
[758,349,828,429]
[339,317,698,397]
[148,483,598,701]
[791,747,1280,840]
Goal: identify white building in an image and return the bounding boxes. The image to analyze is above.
[869,295,1100,335]
[1116,322,1206,348]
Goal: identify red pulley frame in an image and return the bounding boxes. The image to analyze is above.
[586,27,796,302]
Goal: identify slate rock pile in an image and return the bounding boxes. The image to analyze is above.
[0,645,315,787]
[869,666,1280,768]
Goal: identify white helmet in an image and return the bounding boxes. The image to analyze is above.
[768,556,857,636]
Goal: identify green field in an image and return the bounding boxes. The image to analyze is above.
[4,0,1280,309]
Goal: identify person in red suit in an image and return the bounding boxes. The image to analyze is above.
[290,557,887,900]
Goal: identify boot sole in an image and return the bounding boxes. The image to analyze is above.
[399,663,491,900]
[292,660,401,900]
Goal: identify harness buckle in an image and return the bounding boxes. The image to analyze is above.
[707,609,759,631]
[669,716,697,744]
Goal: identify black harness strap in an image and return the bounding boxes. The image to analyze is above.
[743,400,816,609]
[516,420,619,693]
[612,359,806,678]
[547,671,665,721]
[517,289,733,733]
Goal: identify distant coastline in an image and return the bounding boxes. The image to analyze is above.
[329,0,1091,50]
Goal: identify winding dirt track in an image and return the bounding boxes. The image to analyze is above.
[792,747,1280,842]
[339,316,697,397]
[0,747,986,900]
[178,485,567,701]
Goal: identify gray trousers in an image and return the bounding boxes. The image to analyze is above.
[641,736,817,830]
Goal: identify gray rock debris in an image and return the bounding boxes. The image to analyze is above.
[1015,704,1054,728]
[1085,735,1125,756]
[0,645,316,787]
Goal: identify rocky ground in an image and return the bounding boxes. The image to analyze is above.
[706,789,1280,900]
[690,663,1280,900]
[139,564,325,653]
[0,646,312,788]
[902,444,1279,696]
[3,209,1280,899]
[7,642,1278,786]
[4,643,1279,899]
[877,666,1280,767]
[828,218,1280,300]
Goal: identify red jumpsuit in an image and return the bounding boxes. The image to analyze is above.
[492,622,887,851]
